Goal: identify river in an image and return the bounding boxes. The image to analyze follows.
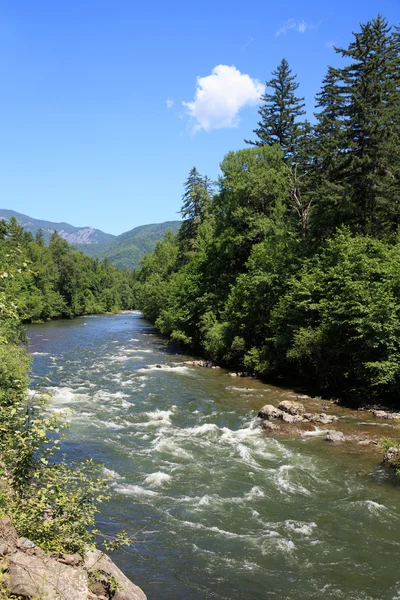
[27,312,400,600]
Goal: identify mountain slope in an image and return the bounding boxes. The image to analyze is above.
[78,221,181,269]
[1,209,181,269]
[0,209,115,245]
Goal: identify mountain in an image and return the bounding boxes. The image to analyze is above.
[77,221,181,269]
[0,209,181,270]
[0,209,115,245]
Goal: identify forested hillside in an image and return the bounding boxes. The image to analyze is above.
[79,220,181,269]
[134,16,400,402]
[0,217,135,321]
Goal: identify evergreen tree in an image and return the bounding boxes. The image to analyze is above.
[246,58,306,159]
[178,167,211,255]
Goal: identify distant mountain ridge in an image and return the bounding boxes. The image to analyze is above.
[76,221,181,269]
[0,209,115,245]
[0,209,181,269]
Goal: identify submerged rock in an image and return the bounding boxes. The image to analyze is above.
[326,430,346,443]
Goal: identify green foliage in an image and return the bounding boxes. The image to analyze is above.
[245,58,306,159]
[0,222,136,324]
[135,14,400,404]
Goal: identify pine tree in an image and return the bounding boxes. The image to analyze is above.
[312,15,400,237]
[246,58,306,159]
[178,167,211,256]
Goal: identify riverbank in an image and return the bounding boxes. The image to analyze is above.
[0,516,146,600]
[183,360,400,463]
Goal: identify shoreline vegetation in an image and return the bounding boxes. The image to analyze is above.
[0,222,144,597]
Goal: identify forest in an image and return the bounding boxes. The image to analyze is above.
[134,15,400,402]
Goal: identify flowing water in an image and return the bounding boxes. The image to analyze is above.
[27,313,400,600]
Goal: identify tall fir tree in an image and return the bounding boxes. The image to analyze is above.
[314,16,400,237]
[178,167,211,257]
[245,58,306,159]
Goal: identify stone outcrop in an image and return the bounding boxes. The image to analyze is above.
[258,400,339,430]
[85,550,146,600]
[0,518,146,600]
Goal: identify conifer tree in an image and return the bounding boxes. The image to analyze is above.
[178,167,211,256]
[246,58,306,159]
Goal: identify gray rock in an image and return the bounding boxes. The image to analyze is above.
[261,420,280,432]
[60,552,82,566]
[228,372,238,377]
[7,550,88,600]
[258,404,283,420]
[17,536,36,549]
[278,400,305,416]
[325,430,345,443]
[0,544,8,555]
[317,413,339,425]
[281,412,303,424]
[371,409,392,419]
[384,446,400,465]
[85,549,147,600]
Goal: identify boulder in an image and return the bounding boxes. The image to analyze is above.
[281,413,303,424]
[261,420,280,432]
[278,400,305,416]
[7,550,88,600]
[85,549,147,600]
[384,446,400,465]
[258,404,283,420]
[325,430,345,443]
[371,409,391,419]
[317,413,338,425]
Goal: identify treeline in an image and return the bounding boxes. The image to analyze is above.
[134,15,400,402]
[1,217,136,323]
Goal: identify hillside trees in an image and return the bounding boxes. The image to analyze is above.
[0,221,135,323]
[135,14,400,402]
[312,15,400,238]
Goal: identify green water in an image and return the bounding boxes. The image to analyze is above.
[27,312,400,600]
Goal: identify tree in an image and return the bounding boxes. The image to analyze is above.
[246,58,306,159]
[178,167,211,256]
[312,15,400,237]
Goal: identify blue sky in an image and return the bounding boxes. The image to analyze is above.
[0,0,398,235]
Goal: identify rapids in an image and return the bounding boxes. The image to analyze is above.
[28,312,400,600]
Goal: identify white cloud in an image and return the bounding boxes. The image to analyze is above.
[166,98,174,108]
[182,64,264,133]
[276,19,312,37]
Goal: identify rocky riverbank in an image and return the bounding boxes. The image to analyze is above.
[0,518,146,600]
[183,360,400,467]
